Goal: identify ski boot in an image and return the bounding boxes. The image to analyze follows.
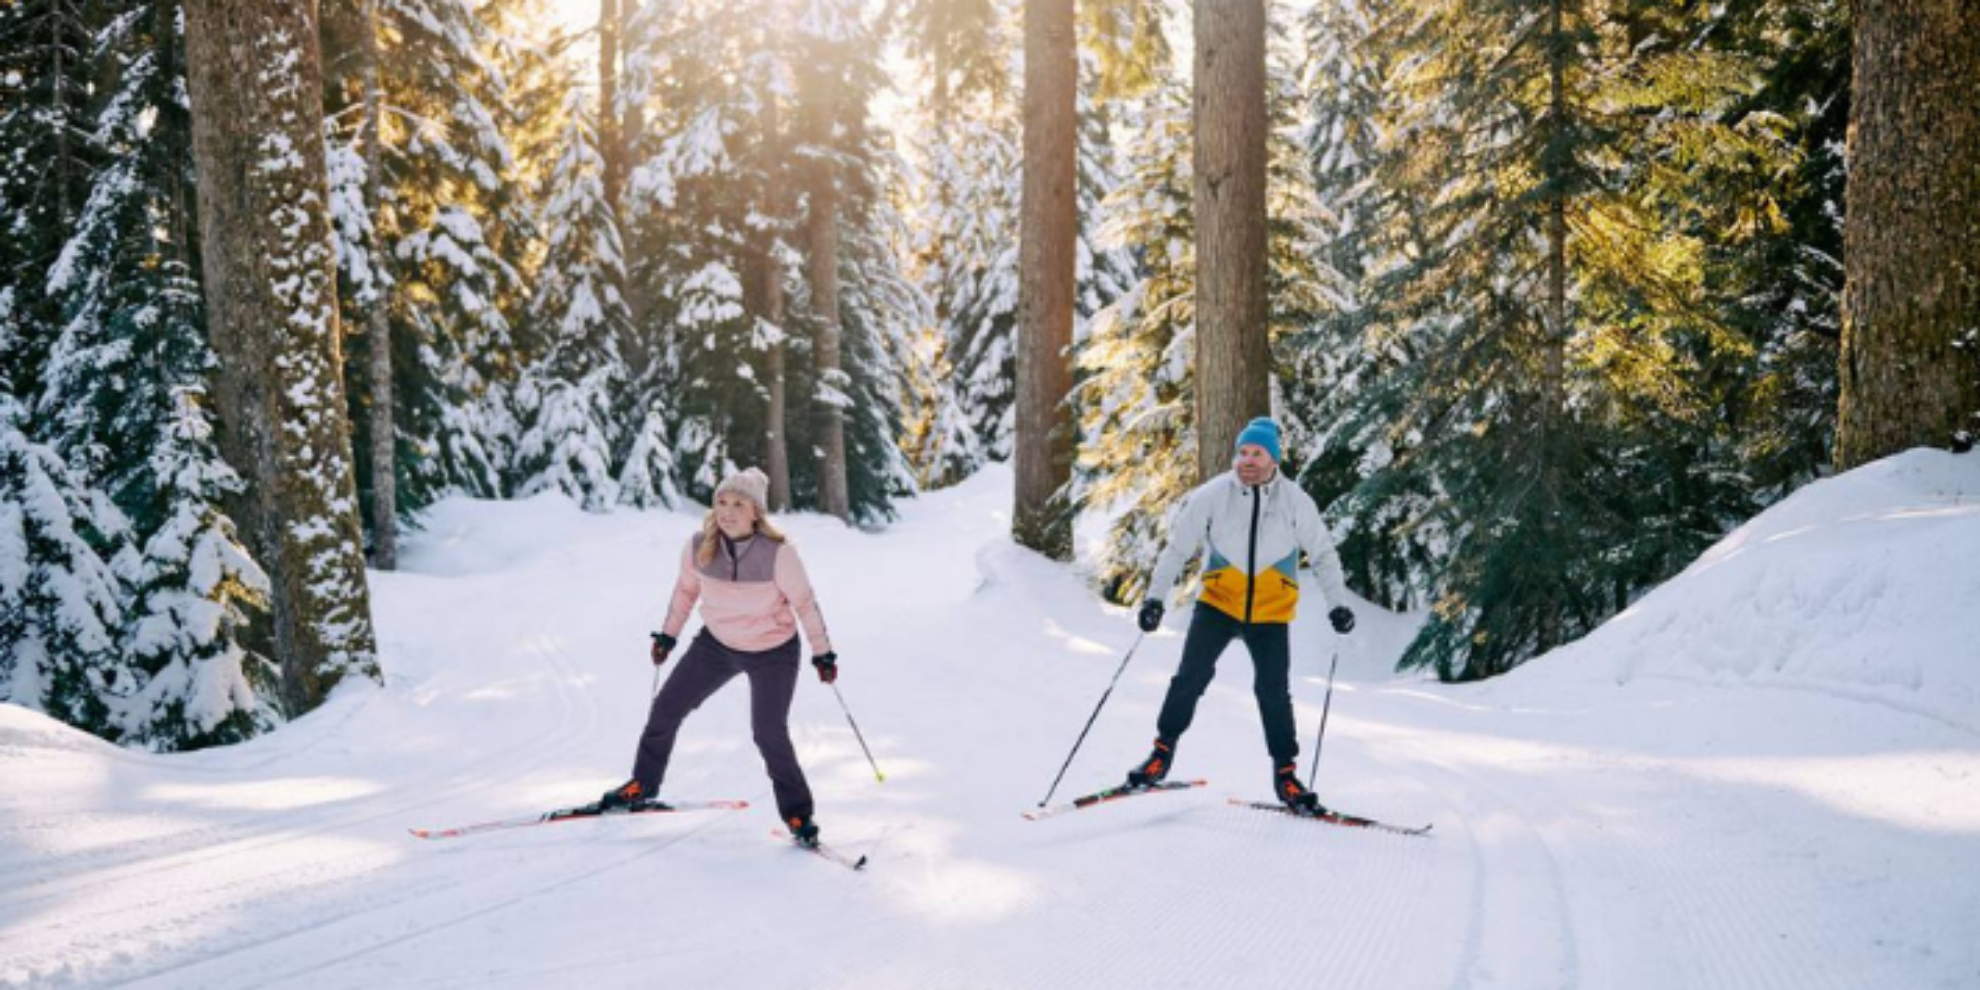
[1274,764,1325,816]
[598,779,646,811]
[787,814,821,848]
[1124,737,1175,790]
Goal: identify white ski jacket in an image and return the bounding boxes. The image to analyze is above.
[1147,470,1351,624]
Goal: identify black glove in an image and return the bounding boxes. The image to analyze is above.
[1137,600,1165,633]
[1328,607,1355,635]
[650,632,677,666]
[812,652,839,684]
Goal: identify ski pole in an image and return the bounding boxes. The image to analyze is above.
[830,683,886,783]
[1037,632,1145,808]
[1306,647,1341,790]
[649,632,668,700]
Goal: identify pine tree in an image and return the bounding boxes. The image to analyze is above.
[623,0,783,504]
[1340,0,1798,678]
[0,395,128,738]
[0,0,97,404]
[1720,0,1848,497]
[835,148,925,523]
[904,0,1019,471]
[1077,11,1299,602]
[793,0,863,522]
[1078,83,1196,603]
[322,0,533,524]
[37,0,277,747]
[121,390,275,749]
[623,0,914,520]
[513,89,630,511]
[1281,0,1442,609]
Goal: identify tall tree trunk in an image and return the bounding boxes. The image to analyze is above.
[1536,0,1568,657]
[160,0,194,265]
[618,1,647,328]
[600,0,625,216]
[183,0,380,716]
[760,88,792,512]
[803,71,851,523]
[359,0,396,570]
[806,170,851,522]
[1192,0,1269,483]
[620,0,644,187]
[1543,0,1568,436]
[764,234,793,512]
[1835,0,1980,467]
[1014,0,1076,560]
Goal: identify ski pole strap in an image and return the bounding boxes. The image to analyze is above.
[1037,631,1145,809]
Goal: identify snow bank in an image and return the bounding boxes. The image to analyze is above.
[1521,448,1980,730]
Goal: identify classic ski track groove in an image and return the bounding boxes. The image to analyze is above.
[116,806,742,990]
[0,593,592,901]
[1394,747,1581,989]
[0,594,612,988]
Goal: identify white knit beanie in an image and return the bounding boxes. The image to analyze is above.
[714,467,771,510]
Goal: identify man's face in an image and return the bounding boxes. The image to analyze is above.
[1233,444,1277,486]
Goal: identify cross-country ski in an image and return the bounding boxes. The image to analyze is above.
[773,829,869,871]
[1023,780,1209,821]
[1226,798,1433,837]
[408,799,749,841]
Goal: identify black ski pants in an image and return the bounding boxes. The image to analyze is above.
[631,631,814,823]
[1154,603,1299,766]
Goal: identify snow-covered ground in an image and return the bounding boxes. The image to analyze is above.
[4,452,1978,990]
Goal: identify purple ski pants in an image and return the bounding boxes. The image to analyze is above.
[630,631,813,823]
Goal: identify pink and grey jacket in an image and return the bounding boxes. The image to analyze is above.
[662,532,833,655]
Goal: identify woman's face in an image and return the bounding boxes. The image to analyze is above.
[714,490,759,539]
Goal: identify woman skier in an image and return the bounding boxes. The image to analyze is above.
[597,467,839,846]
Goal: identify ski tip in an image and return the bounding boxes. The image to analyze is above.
[853,854,869,870]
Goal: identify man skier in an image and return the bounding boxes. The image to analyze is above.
[1124,417,1356,813]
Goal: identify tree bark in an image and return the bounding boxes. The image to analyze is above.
[764,238,793,512]
[599,0,624,214]
[1543,0,1568,437]
[1192,0,1270,483]
[183,0,379,715]
[806,171,851,521]
[804,73,851,522]
[1835,0,1980,467]
[1014,0,1076,560]
[359,0,396,570]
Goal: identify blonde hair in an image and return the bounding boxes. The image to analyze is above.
[696,502,788,567]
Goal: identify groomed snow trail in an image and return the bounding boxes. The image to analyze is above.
[3,461,1976,990]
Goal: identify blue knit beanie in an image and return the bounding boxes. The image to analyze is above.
[1234,417,1282,462]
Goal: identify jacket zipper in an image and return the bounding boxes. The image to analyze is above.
[1243,483,1262,624]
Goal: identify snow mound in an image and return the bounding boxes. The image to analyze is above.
[1529,448,1980,730]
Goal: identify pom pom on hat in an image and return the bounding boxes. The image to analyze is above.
[715,467,771,508]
